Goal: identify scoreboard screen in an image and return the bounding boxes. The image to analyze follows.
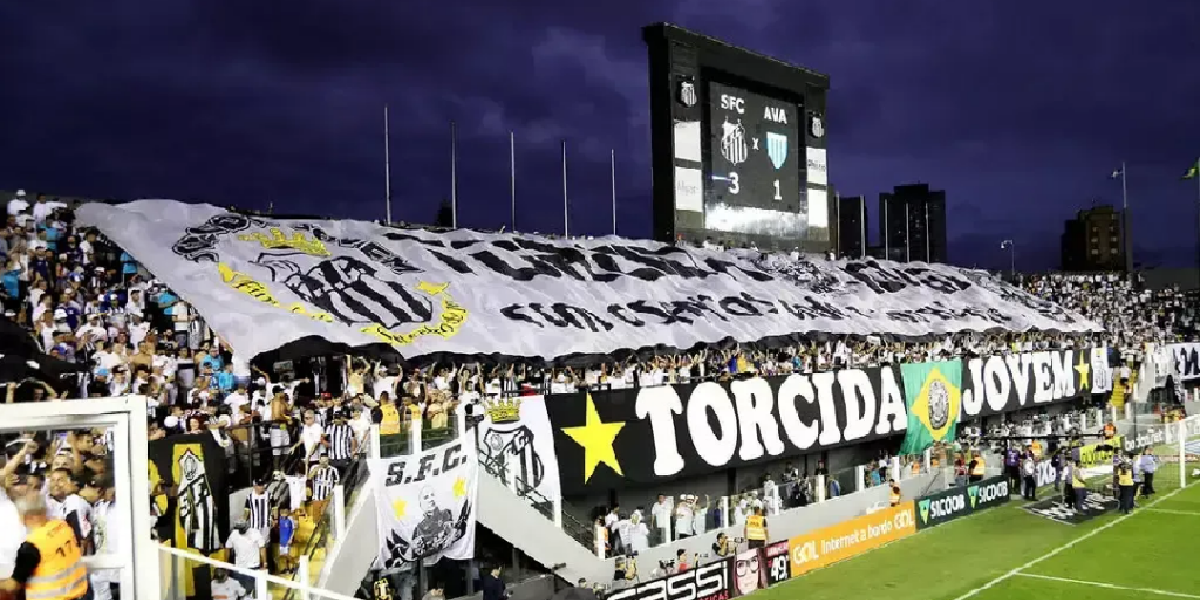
[644,23,830,253]
[706,82,804,238]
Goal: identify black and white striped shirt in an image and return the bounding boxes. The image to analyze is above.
[325,423,355,461]
[310,465,340,501]
[245,492,272,530]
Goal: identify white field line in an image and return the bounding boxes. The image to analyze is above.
[950,481,1196,600]
[1143,508,1200,516]
[1014,573,1200,599]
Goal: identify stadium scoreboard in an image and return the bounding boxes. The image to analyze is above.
[643,23,831,253]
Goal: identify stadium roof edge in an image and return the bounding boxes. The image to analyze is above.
[642,22,831,86]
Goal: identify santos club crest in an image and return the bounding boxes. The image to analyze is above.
[678,79,697,107]
[170,213,469,349]
[810,114,824,138]
[720,118,748,166]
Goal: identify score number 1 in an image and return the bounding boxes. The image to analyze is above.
[726,172,784,201]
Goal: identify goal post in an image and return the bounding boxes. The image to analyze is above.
[1166,414,1200,488]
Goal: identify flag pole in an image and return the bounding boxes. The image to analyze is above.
[1121,160,1131,271]
[450,121,458,228]
[883,199,889,260]
[509,131,516,232]
[561,139,569,237]
[610,149,617,236]
[858,196,866,259]
[384,105,392,224]
[924,202,931,262]
[1195,157,1200,275]
[904,203,911,262]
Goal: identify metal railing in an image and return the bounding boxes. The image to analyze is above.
[476,437,595,550]
[380,423,461,458]
[282,454,370,600]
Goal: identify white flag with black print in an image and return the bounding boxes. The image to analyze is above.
[477,396,562,503]
[76,200,1102,363]
[372,438,478,567]
[1090,346,1113,394]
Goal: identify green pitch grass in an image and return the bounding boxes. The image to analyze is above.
[757,456,1200,600]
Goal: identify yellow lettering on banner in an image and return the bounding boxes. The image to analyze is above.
[789,503,916,577]
[216,263,335,323]
[360,282,469,347]
[237,228,330,256]
[217,263,467,342]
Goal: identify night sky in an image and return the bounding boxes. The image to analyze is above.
[2,2,1197,270]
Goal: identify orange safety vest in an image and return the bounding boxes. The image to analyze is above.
[890,487,901,506]
[745,515,766,540]
[25,520,89,600]
[379,404,401,435]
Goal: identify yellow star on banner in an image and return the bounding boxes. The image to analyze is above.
[1075,352,1091,391]
[561,393,626,483]
[392,499,407,519]
[453,477,467,499]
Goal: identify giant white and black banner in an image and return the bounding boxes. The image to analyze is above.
[546,349,1094,493]
[371,439,478,567]
[476,396,562,503]
[77,201,1100,361]
[1169,343,1200,382]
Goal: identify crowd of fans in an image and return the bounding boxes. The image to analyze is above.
[2,190,1199,597]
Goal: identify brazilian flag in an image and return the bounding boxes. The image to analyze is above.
[899,360,963,454]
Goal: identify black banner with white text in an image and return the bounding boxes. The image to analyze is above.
[547,349,1096,493]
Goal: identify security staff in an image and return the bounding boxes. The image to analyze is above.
[743,507,768,549]
[968,451,986,483]
[0,493,89,600]
[889,480,902,507]
[376,395,401,435]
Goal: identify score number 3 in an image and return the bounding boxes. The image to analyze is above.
[726,172,784,201]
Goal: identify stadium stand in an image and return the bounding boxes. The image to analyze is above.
[2,190,1198,600]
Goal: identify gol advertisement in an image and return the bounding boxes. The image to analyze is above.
[788,503,916,576]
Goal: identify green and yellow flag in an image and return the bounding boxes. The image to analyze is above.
[1184,159,1199,180]
[899,360,963,454]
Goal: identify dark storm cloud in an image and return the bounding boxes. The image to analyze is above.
[1,1,1197,268]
